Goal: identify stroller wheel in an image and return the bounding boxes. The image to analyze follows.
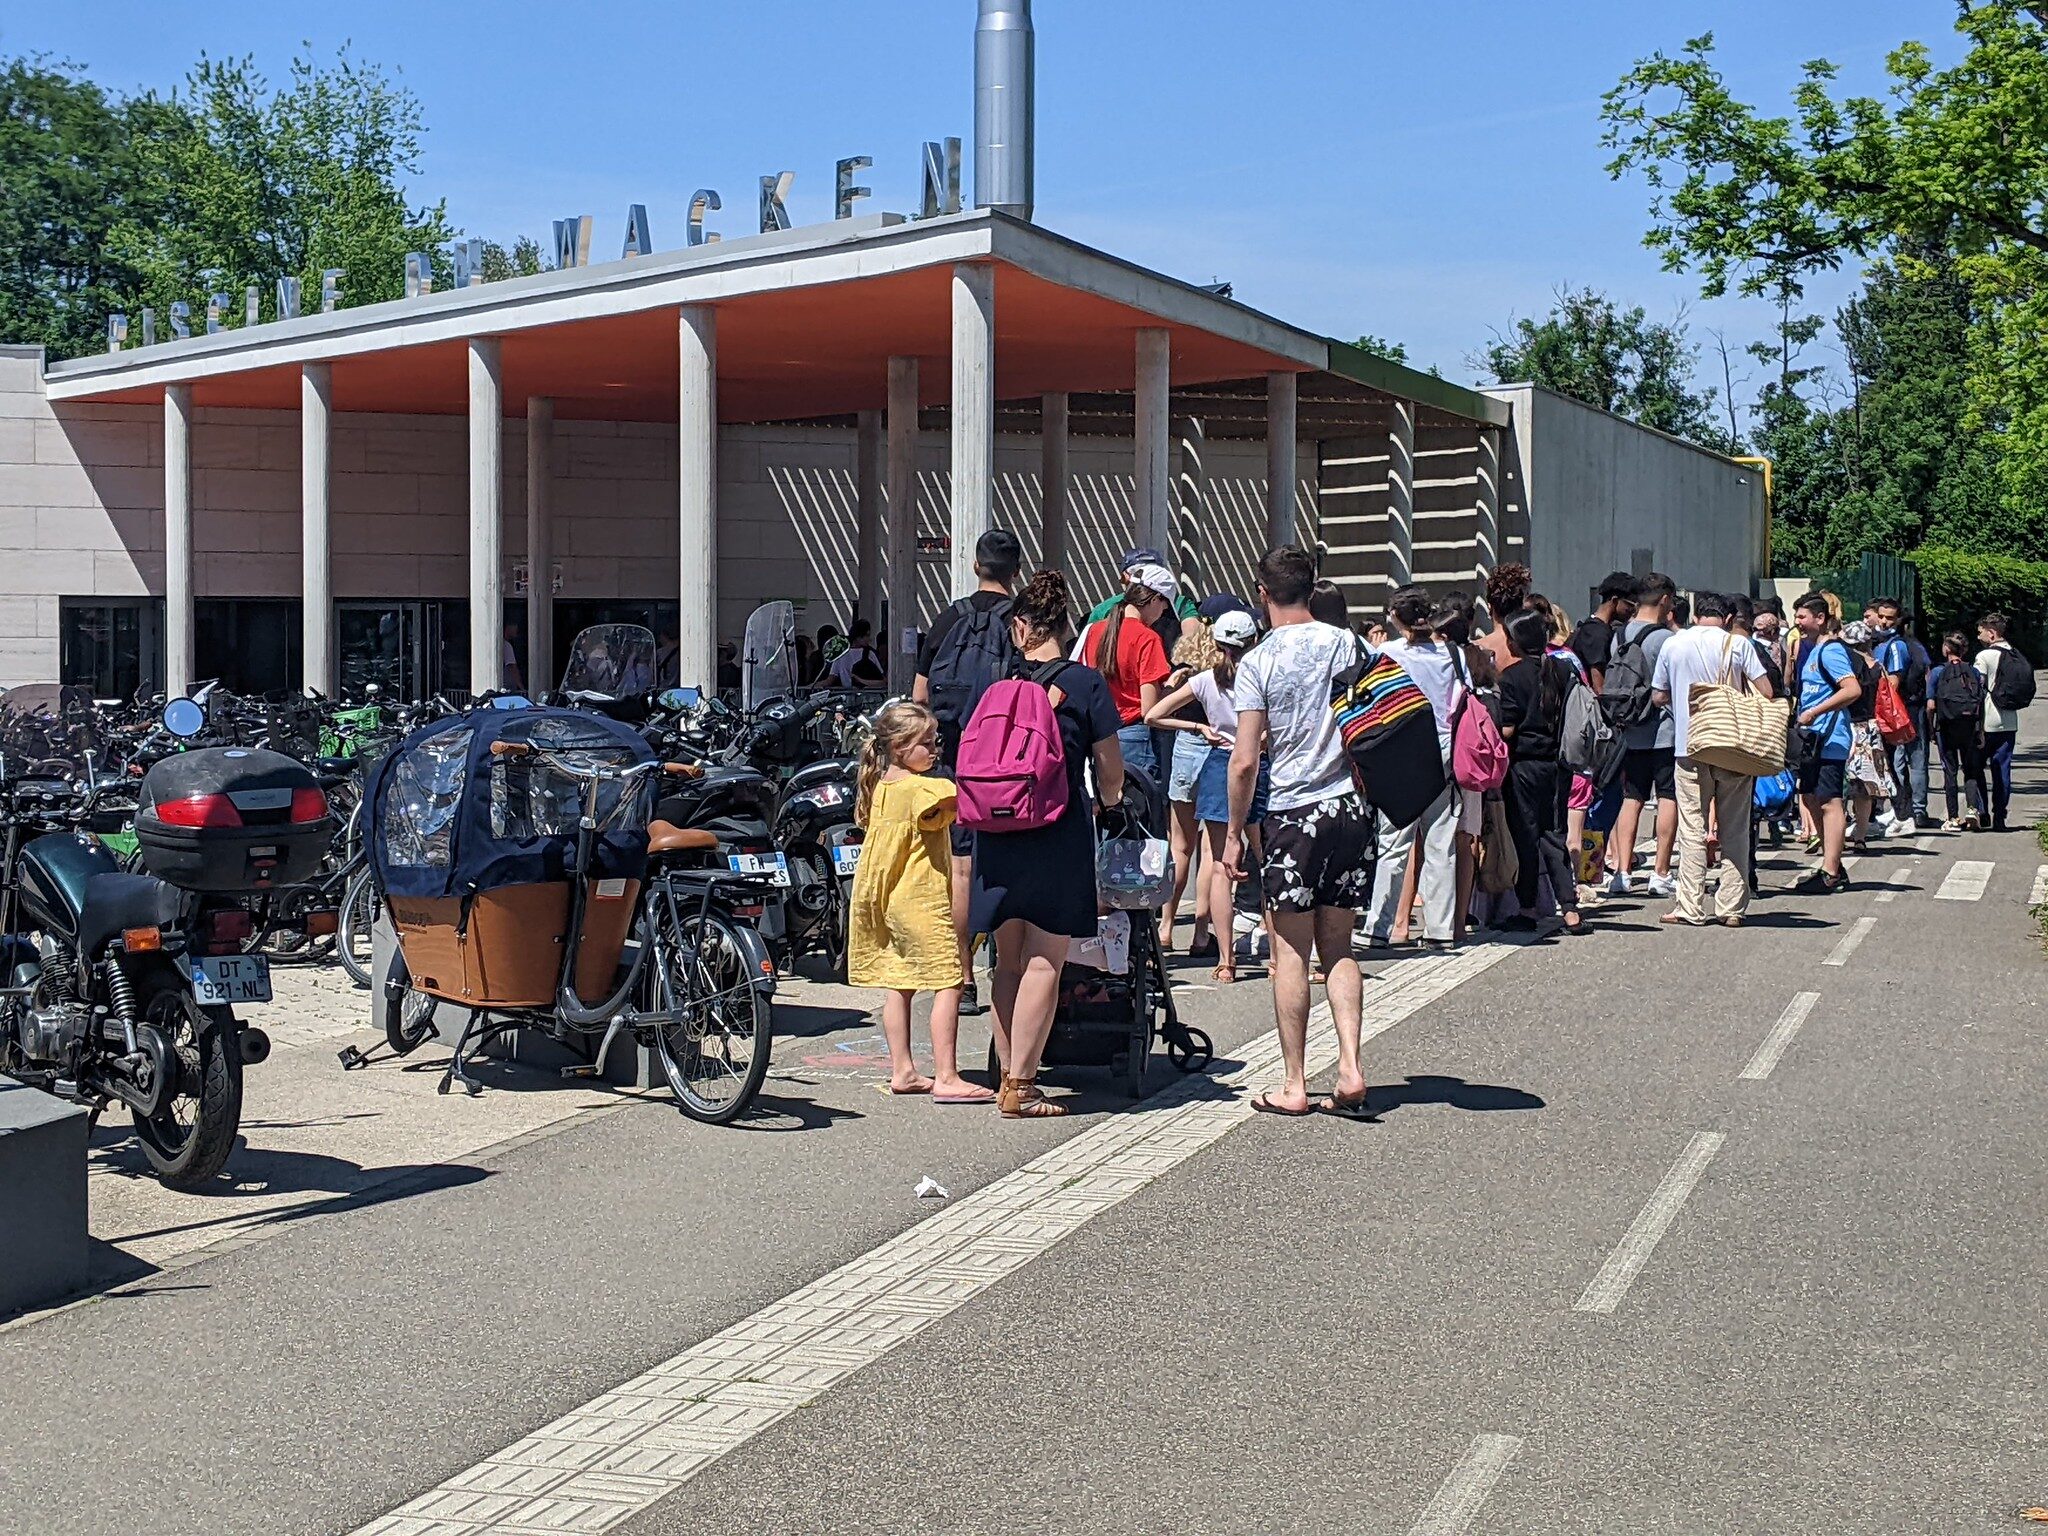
[1166,1027,1214,1075]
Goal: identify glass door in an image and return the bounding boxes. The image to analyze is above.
[337,601,425,701]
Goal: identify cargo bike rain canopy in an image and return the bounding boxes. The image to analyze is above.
[367,706,656,901]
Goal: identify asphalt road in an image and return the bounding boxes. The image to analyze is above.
[3,725,2044,1536]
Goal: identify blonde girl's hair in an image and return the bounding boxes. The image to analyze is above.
[1172,626,1221,672]
[855,701,938,827]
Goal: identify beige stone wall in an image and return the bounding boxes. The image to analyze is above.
[0,346,1318,686]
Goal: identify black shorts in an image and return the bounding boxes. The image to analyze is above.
[1797,757,1846,803]
[1260,792,1374,913]
[1621,746,1675,801]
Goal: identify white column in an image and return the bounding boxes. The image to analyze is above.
[855,408,884,627]
[163,383,195,697]
[526,396,554,692]
[1135,328,1171,556]
[300,363,334,696]
[1039,391,1069,571]
[886,357,920,695]
[467,338,505,695]
[1266,370,1298,549]
[678,306,719,693]
[1474,425,1501,579]
[1387,400,1416,590]
[949,263,995,598]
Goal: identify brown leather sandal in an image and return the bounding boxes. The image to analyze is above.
[998,1074,1069,1118]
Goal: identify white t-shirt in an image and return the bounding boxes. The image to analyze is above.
[1187,669,1242,737]
[1231,620,1358,812]
[1379,636,1458,747]
[828,645,882,687]
[1975,645,2022,733]
[1652,623,1768,759]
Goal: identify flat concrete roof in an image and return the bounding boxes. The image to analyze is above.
[45,210,1509,429]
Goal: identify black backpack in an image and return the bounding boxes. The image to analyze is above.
[1901,637,1930,710]
[926,597,1017,754]
[1596,629,1655,729]
[1934,661,1987,726]
[1990,646,2036,712]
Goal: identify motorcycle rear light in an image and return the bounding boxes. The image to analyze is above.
[289,786,329,822]
[155,793,242,828]
[732,903,764,919]
[207,909,255,947]
[122,926,162,952]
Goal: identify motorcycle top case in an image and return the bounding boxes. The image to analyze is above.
[135,747,332,892]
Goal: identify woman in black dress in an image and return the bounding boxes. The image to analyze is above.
[1497,608,1583,934]
[970,570,1125,1118]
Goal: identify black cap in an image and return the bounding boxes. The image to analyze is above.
[1197,592,1255,621]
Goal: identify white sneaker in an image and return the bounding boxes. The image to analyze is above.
[1604,870,1633,896]
[1882,814,1912,837]
[1647,874,1677,898]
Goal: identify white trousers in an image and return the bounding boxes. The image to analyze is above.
[1365,783,1460,941]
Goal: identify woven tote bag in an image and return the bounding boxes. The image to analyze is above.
[1687,634,1790,776]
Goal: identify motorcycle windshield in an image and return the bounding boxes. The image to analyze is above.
[0,684,99,782]
[741,601,797,713]
[560,625,658,700]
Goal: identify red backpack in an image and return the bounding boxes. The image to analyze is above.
[1874,670,1917,746]
[953,662,1071,833]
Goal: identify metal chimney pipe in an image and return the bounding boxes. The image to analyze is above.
[974,0,1035,221]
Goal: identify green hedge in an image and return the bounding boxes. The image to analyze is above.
[1906,545,2048,653]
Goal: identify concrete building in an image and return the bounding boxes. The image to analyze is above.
[0,212,1766,702]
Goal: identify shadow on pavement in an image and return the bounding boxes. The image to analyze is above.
[1364,1074,1545,1116]
[726,1090,864,1133]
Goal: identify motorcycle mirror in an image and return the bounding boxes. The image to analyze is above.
[162,697,206,738]
[659,687,701,711]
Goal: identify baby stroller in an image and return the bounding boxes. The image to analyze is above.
[1032,765,1214,1098]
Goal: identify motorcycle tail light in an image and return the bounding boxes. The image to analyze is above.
[122,926,162,952]
[732,903,764,919]
[206,909,255,949]
[305,909,339,937]
[155,793,242,828]
[289,786,329,822]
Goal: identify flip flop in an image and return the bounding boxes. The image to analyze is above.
[932,1087,996,1105]
[889,1080,935,1096]
[1250,1091,1315,1117]
[1317,1089,1375,1121]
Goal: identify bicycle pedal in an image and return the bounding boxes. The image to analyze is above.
[338,1045,367,1071]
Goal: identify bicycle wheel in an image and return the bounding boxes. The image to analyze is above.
[645,903,772,1124]
[336,866,377,988]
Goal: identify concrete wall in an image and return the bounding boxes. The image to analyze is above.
[0,346,1315,686]
[1489,383,1767,613]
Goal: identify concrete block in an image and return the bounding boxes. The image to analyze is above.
[196,510,272,555]
[0,637,61,683]
[0,352,46,394]
[0,1080,88,1318]
[0,595,47,639]
[37,415,154,468]
[192,425,262,471]
[84,464,164,512]
[334,472,419,518]
[412,555,466,597]
[335,553,424,598]
[198,551,295,597]
[195,468,300,515]
[96,549,159,595]
[0,418,34,465]
[0,546,91,593]
[255,424,300,472]
[414,473,466,517]
[0,461,98,509]
[36,507,130,552]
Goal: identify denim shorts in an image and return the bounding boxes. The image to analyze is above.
[1167,732,1208,802]
[1195,749,1271,824]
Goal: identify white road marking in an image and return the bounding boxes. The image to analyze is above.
[1574,1132,1726,1315]
[352,937,1533,1536]
[1913,837,1938,856]
[1408,1433,1525,1536]
[1739,992,1820,1081]
[1935,860,1995,901]
[1823,915,1878,967]
[1875,867,1913,904]
[2031,864,2048,908]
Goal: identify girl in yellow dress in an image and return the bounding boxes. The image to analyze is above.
[849,703,994,1103]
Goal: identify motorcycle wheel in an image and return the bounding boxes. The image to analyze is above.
[131,994,242,1190]
[645,906,772,1124]
[336,867,377,988]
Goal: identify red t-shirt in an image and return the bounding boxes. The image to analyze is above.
[1081,616,1170,724]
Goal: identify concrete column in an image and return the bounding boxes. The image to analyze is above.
[1474,425,1501,579]
[1387,399,1416,590]
[1135,328,1171,557]
[526,396,554,691]
[855,408,884,627]
[677,306,719,693]
[1039,391,1069,571]
[467,338,505,695]
[885,357,920,695]
[1174,415,1205,590]
[163,383,195,697]
[300,363,334,696]
[949,263,996,599]
[1265,371,1297,549]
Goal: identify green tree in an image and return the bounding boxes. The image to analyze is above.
[1473,286,1732,449]
[109,49,456,324]
[481,235,547,282]
[0,56,183,359]
[1353,333,1408,364]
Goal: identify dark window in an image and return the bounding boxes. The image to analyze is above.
[197,599,302,696]
[60,599,163,698]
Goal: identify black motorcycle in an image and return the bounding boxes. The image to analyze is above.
[0,689,289,1189]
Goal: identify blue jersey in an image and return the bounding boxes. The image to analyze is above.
[1798,639,1857,761]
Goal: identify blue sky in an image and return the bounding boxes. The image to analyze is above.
[7,1,1958,414]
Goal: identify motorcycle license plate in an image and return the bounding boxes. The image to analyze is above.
[831,843,862,874]
[188,954,273,1005]
[728,851,791,887]
[809,784,846,806]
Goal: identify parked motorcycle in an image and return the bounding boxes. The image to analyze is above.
[0,687,317,1188]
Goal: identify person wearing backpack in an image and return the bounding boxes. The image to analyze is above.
[1791,592,1863,893]
[914,527,1024,1015]
[1927,630,1990,830]
[1974,611,2032,830]
[1362,586,1464,948]
[1870,598,1928,833]
[960,570,1123,1118]
[1602,572,1678,898]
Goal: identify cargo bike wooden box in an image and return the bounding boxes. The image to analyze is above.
[359,706,778,1123]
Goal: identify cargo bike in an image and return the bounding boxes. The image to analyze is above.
[354,704,779,1123]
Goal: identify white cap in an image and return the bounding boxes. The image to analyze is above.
[1128,562,1178,605]
[1211,610,1258,647]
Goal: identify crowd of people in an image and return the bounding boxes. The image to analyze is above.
[840,531,2035,1119]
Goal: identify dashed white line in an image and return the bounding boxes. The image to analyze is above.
[1823,915,1878,967]
[1935,860,1995,901]
[1874,867,1913,904]
[1574,1132,1726,1315]
[1408,1433,1525,1535]
[1740,992,1819,1081]
[352,937,1534,1536]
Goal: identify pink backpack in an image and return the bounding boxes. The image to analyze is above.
[954,662,1071,832]
[1448,652,1509,793]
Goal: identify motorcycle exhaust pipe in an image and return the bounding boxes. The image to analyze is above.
[238,1027,270,1066]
